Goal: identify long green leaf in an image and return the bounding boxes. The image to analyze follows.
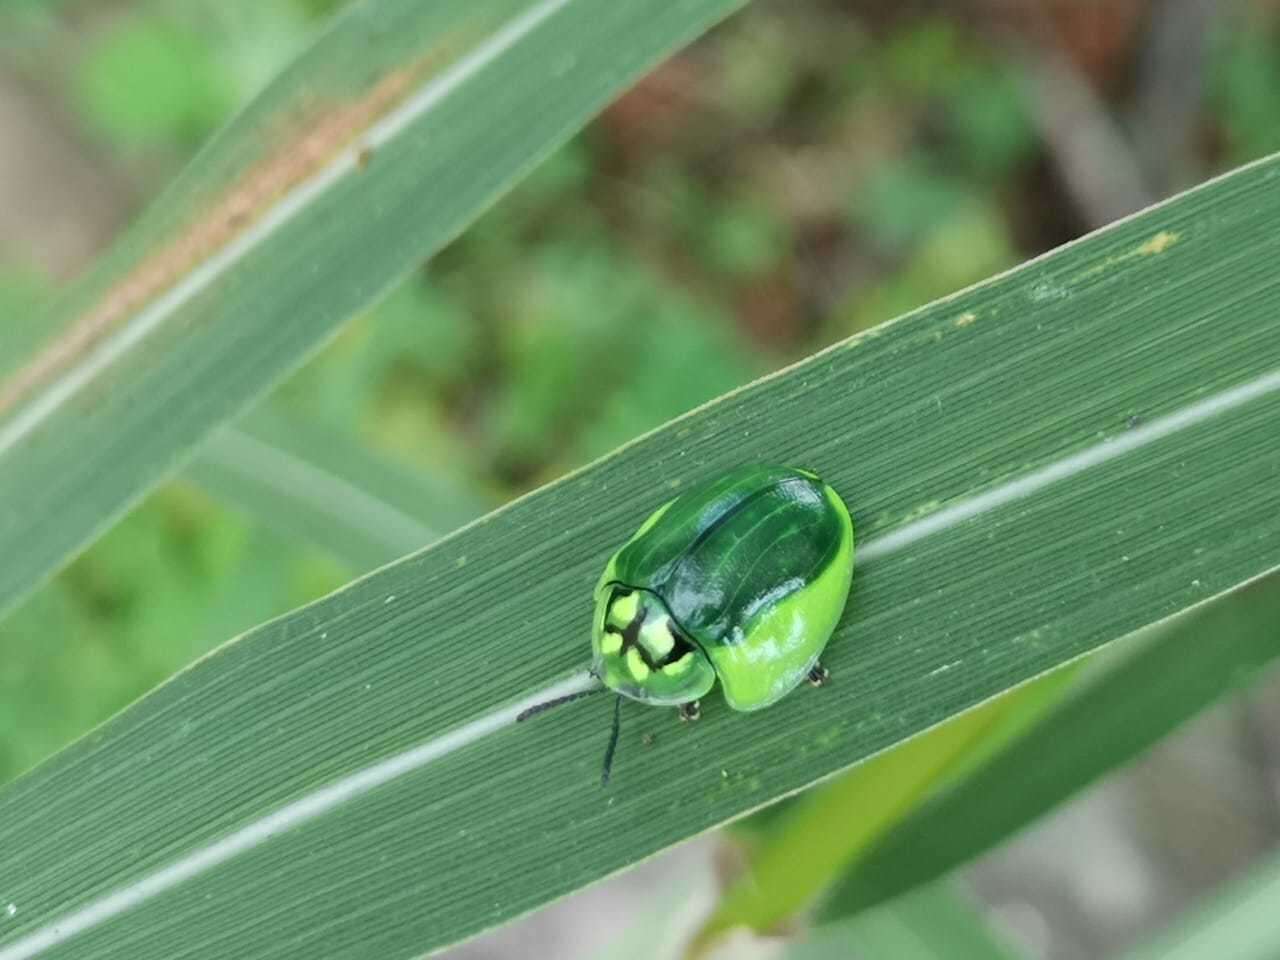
[186,411,490,570]
[1,156,1279,959]
[0,0,748,616]
[815,570,1280,924]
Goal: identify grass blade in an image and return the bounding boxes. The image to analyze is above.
[186,411,490,570]
[1,155,1279,959]
[0,0,749,615]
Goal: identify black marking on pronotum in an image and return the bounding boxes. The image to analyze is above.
[616,591,649,653]
[603,588,698,670]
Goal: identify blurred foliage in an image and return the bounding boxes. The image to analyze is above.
[0,484,347,781]
[1209,9,1280,164]
[73,14,233,150]
[1,0,1278,811]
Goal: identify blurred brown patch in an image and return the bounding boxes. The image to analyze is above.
[979,0,1150,85]
[598,57,712,160]
[735,271,804,349]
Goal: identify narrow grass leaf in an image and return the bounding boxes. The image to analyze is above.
[186,410,490,570]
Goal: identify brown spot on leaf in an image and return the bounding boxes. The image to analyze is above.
[0,57,435,420]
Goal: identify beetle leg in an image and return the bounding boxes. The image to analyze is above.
[807,662,829,687]
[678,700,701,723]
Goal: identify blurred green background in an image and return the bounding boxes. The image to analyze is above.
[1,2,1278,956]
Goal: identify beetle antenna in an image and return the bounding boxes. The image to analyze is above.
[516,686,605,723]
[601,695,623,787]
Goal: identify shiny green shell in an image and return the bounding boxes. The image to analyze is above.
[591,464,854,711]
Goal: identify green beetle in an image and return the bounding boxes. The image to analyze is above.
[520,464,854,782]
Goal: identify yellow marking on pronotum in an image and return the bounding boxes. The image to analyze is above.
[608,591,639,627]
[599,633,622,656]
[663,653,694,676]
[640,618,675,659]
[626,648,650,682]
